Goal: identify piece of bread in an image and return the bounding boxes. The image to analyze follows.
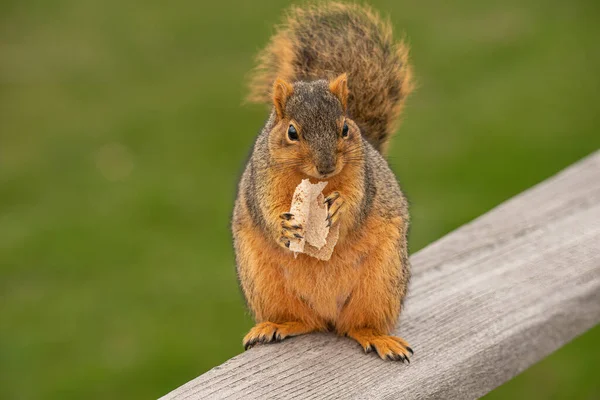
[303,222,340,261]
[288,179,339,261]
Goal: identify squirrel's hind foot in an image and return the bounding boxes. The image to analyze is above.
[243,321,316,350]
[346,328,413,362]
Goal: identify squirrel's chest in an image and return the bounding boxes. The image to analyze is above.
[280,251,366,321]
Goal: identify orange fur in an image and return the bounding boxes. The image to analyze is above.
[346,328,412,361]
[243,321,321,349]
[329,73,349,111]
[235,164,411,358]
[272,78,294,120]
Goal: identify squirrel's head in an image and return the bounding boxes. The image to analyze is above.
[267,74,361,179]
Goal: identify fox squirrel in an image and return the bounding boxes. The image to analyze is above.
[232,2,413,361]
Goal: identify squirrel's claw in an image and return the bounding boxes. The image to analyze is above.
[278,237,291,248]
[323,191,340,206]
[243,321,315,350]
[346,329,413,363]
[279,213,304,248]
[280,212,294,221]
[325,192,344,227]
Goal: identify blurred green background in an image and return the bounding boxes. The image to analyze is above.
[1,0,599,398]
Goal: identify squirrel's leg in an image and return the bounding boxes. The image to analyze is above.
[242,288,327,350]
[336,217,412,361]
[235,221,326,350]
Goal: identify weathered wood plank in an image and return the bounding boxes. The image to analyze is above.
[161,151,600,400]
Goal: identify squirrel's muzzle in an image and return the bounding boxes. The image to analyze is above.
[315,155,337,177]
[317,164,336,176]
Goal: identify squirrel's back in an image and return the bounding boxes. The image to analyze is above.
[247,2,413,154]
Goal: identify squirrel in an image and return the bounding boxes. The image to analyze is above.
[232,2,414,361]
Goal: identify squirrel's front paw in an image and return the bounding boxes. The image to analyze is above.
[278,212,304,249]
[324,191,344,227]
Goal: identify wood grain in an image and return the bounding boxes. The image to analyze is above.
[161,151,600,400]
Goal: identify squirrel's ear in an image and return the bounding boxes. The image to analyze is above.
[272,78,294,120]
[329,73,348,111]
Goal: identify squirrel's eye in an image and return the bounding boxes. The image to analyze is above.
[287,125,299,141]
[342,122,349,138]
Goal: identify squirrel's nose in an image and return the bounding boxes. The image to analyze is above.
[317,165,336,176]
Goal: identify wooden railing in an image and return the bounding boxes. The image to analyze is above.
[161,151,600,399]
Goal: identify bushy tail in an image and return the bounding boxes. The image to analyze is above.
[247,2,413,154]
